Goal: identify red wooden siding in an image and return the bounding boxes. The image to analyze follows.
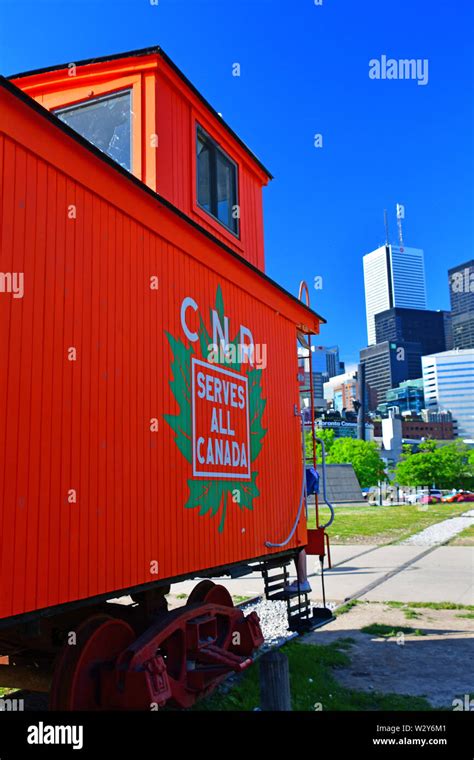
[0,80,321,622]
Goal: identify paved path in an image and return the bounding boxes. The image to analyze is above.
[170,543,474,606]
[358,546,473,604]
[400,509,474,546]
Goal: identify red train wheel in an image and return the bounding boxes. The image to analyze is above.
[185,579,216,606]
[202,584,233,608]
[186,580,233,608]
[49,614,134,710]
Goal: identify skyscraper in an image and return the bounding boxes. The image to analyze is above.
[363,244,427,345]
[374,307,451,357]
[297,349,327,409]
[376,378,425,416]
[360,340,422,409]
[422,349,474,439]
[448,259,474,349]
[309,345,341,378]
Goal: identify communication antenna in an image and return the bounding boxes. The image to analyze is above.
[383,209,390,245]
[396,203,405,247]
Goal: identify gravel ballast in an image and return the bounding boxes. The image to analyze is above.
[400,509,474,546]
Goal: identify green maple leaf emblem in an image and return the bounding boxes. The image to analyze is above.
[164,286,267,532]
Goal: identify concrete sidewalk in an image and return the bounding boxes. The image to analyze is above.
[317,543,473,605]
[169,544,474,606]
[360,546,474,605]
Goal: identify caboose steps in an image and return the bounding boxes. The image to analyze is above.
[261,560,335,635]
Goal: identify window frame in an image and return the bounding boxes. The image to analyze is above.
[53,87,134,173]
[44,77,142,179]
[195,124,240,238]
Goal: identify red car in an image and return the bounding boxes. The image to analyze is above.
[443,491,474,503]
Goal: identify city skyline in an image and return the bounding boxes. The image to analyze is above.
[0,0,472,365]
[363,243,427,345]
[330,232,466,367]
[317,250,465,376]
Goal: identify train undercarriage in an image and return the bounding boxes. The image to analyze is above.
[0,551,332,710]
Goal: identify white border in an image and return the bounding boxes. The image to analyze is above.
[191,358,251,479]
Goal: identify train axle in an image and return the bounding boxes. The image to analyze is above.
[49,582,263,710]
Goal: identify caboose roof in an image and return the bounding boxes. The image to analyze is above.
[8,45,273,181]
[1,67,325,330]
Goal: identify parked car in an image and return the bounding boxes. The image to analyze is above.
[443,490,474,503]
[420,489,443,504]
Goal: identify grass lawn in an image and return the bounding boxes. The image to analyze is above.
[385,600,474,620]
[0,687,16,697]
[338,600,474,620]
[361,623,426,637]
[307,502,471,545]
[449,523,474,546]
[386,601,474,611]
[193,639,432,711]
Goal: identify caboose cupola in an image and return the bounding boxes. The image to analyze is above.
[10,46,272,270]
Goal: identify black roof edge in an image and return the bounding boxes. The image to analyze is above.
[7,45,273,181]
[448,259,474,274]
[0,75,325,327]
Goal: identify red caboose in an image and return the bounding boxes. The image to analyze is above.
[0,47,328,709]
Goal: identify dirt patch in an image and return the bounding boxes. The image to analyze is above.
[449,536,474,547]
[301,601,474,708]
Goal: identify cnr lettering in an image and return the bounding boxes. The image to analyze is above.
[180,295,255,365]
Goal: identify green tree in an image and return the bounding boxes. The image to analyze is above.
[395,440,474,489]
[433,441,473,488]
[305,428,335,463]
[325,437,386,488]
[394,445,436,487]
[417,440,437,453]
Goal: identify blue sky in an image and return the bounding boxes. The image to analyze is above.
[1,0,473,365]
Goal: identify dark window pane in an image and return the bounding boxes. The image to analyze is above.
[216,151,235,231]
[55,91,132,171]
[196,127,239,236]
[197,136,212,212]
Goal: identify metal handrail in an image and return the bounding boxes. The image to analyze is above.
[264,413,307,548]
[314,436,335,529]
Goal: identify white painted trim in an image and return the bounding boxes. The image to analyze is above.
[191,358,251,480]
